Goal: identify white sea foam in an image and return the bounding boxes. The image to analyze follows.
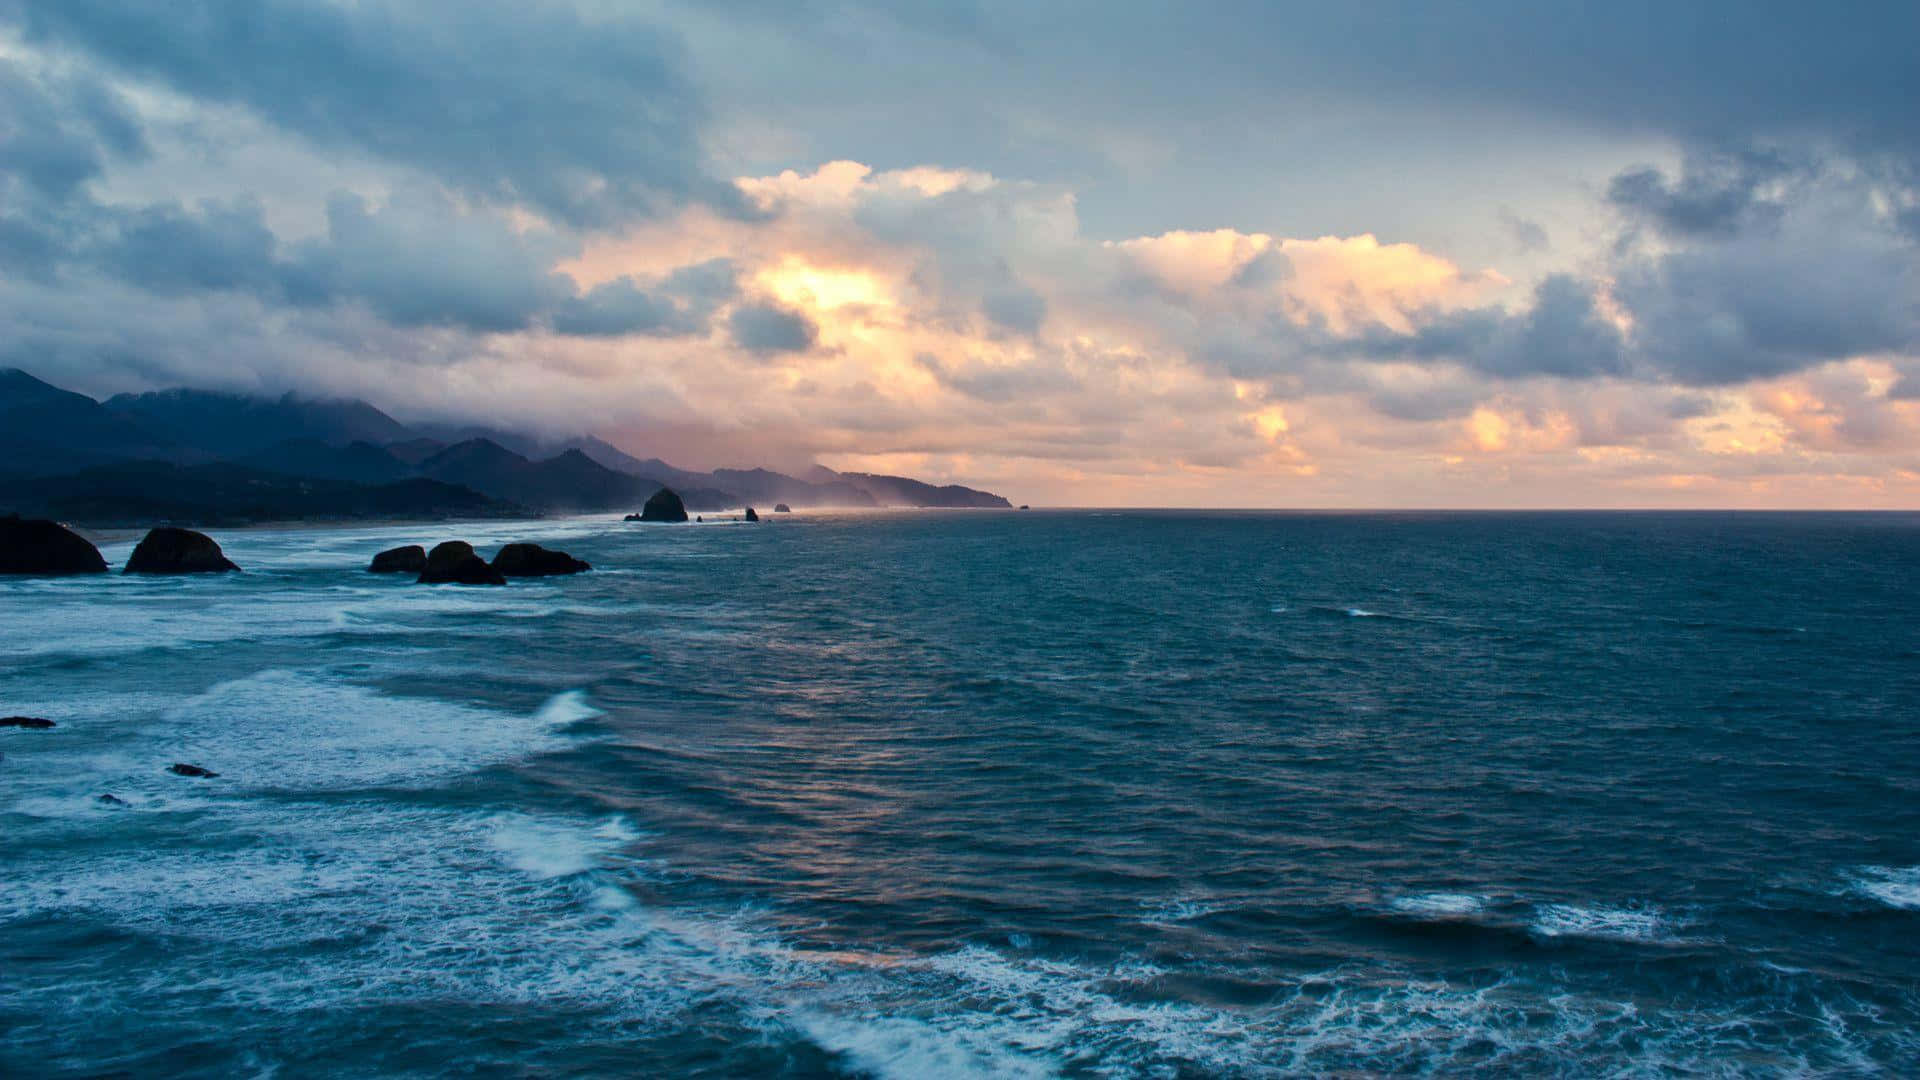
[141,670,592,790]
[1389,892,1489,917]
[1849,866,1920,909]
[1530,902,1678,943]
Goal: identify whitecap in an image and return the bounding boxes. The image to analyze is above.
[1388,892,1488,918]
[1530,902,1677,943]
[1849,865,1920,909]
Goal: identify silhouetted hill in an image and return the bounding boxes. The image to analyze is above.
[0,463,517,527]
[815,467,1013,508]
[0,369,186,473]
[415,439,737,511]
[103,388,412,457]
[1,368,1016,517]
[235,439,414,485]
[385,437,448,465]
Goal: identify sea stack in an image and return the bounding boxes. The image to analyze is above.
[638,487,688,522]
[491,543,590,577]
[0,516,108,575]
[417,541,506,585]
[124,527,239,574]
[774,504,791,514]
[369,544,428,573]
[744,507,759,522]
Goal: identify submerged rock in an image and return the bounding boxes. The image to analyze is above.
[0,516,108,575]
[773,503,791,513]
[97,793,128,806]
[125,527,240,574]
[418,541,506,585]
[167,763,219,778]
[491,542,590,577]
[1,716,56,729]
[369,544,427,573]
[744,506,759,522]
[638,487,688,522]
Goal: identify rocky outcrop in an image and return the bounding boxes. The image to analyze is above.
[0,516,108,575]
[168,763,219,778]
[774,503,791,513]
[744,507,759,522]
[637,487,688,522]
[97,793,128,806]
[418,540,505,585]
[491,542,590,577]
[124,527,239,573]
[1,716,56,729]
[369,544,427,573]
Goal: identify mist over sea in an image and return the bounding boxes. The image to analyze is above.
[4,510,1918,1076]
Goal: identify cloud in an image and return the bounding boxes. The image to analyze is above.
[1498,207,1550,254]
[728,302,818,353]
[8,0,728,224]
[1607,147,1809,240]
[552,259,739,338]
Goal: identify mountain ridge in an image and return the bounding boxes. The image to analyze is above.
[0,369,1013,523]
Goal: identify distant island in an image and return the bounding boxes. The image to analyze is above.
[0,369,1012,527]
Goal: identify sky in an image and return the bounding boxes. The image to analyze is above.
[1,1,1918,507]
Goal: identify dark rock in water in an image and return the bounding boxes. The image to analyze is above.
[774,503,791,513]
[1,716,56,729]
[418,541,505,585]
[97,793,128,806]
[744,507,759,522]
[369,544,427,573]
[639,487,688,522]
[696,515,702,523]
[124,527,239,574]
[491,542,590,577]
[0,516,108,575]
[623,513,642,521]
[168,762,219,778]
[1019,505,1030,510]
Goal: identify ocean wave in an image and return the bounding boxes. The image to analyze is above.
[1848,866,1920,909]
[1388,892,1490,918]
[1530,902,1683,944]
[1139,895,1231,924]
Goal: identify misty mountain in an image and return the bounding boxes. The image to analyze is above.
[0,368,187,472]
[709,468,879,508]
[414,440,736,512]
[103,388,414,458]
[0,369,1015,523]
[817,467,1014,509]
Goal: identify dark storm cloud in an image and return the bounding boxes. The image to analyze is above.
[680,1,1920,176]
[0,60,147,277]
[729,303,818,353]
[1322,276,1627,382]
[1615,240,1920,385]
[1607,147,1810,241]
[102,198,279,295]
[553,259,740,338]
[0,60,145,201]
[7,0,729,224]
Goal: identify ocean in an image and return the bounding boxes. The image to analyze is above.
[3,510,1918,1076]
